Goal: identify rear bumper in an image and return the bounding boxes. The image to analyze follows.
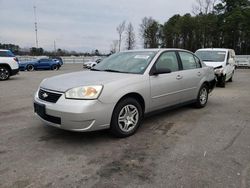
[11,68,19,76]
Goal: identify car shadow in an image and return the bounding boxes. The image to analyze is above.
[37,104,195,145]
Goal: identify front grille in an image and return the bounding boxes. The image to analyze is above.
[38,89,62,103]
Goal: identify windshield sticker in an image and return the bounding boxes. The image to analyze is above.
[134,55,150,59]
[217,52,226,55]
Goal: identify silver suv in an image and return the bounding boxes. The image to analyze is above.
[34,49,216,137]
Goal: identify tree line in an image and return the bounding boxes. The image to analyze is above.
[1,0,250,55]
[138,0,250,55]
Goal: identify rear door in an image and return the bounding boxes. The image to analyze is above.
[149,51,183,111]
[177,51,204,102]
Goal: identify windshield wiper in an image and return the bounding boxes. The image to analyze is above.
[103,69,123,73]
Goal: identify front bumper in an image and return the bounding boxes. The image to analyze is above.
[33,89,115,132]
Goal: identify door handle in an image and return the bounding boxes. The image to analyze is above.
[197,72,201,76]
[176,75,183,80]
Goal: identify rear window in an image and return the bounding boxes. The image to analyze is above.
[0,50,15,57]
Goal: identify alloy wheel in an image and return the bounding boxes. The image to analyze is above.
[0,67,9,80]
[118,104,139,132]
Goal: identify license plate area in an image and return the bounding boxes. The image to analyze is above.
[34,102,46,116]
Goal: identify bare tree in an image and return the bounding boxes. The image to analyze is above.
[139,17,160,48]
[110,40,119,54]
[116,21,126,52]
[192,0,218,15]
[125,22,136,50]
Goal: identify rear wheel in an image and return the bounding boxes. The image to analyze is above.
[195,84,209,108]
[0,66,10,81]
[110,98,143,138]
[26,64,34,71]
[218,75,226,88]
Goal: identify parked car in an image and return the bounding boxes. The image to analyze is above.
[19,58,61,71]
[236,58,250,68]
[83,58,102,69]
[0,49,19,81]
[34,49,216,137]
[195,48,236,87]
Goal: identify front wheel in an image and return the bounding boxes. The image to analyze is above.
[195,84,209,108]
[0,66,10,81]
[110,98,143,138]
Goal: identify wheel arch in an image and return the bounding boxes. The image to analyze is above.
[115,92,145,114]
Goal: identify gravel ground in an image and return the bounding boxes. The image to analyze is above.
[0,64,250,188]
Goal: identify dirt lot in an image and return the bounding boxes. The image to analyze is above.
[0,64,250,188]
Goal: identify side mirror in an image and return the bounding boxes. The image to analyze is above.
[152,67,171,75]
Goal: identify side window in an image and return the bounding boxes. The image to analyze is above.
[194,56,202,68]
[179,52,197,70]
[155,52,179,72]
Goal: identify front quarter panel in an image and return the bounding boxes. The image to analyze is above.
[98,75,151,113]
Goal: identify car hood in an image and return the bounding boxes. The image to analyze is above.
[203,61,224,68]
[40,70,138,92]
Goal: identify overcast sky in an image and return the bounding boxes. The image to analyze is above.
[0,0,196,53]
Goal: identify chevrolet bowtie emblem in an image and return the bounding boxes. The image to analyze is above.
[42,92,48,98]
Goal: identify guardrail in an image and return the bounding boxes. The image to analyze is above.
[17,56,103,64]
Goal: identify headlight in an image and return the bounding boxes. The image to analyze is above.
[65,85,103,99]
[214,68,223,74]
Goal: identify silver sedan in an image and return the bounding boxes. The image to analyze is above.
[34,49,216,137]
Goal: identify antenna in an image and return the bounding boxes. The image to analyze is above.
[33,6,38,48]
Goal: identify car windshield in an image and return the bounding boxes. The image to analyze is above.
[92,51,157,74]
[0,50,15,57]
[196,51,226,62]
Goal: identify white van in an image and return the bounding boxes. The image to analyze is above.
[195,48,236,87]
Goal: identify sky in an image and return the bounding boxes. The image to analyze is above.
[0,0,196,53]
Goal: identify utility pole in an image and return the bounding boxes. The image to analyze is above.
[33,6,38,48]
[54,40,56,52]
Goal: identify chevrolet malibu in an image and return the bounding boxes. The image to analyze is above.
[34,49,216,137]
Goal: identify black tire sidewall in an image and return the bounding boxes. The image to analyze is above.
[0,66,10,81]
[110,98,143,137]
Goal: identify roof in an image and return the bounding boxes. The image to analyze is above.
[121,48,192,53]
[196,48,233,52]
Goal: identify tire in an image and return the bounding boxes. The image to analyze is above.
[219,75,226,88]
[51,64,58,70]
[0,66,10,81]
[195,84,209,108]
[110,98,143,138]
[26,64,34,71]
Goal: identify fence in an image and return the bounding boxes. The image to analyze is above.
[17,56,102,64]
